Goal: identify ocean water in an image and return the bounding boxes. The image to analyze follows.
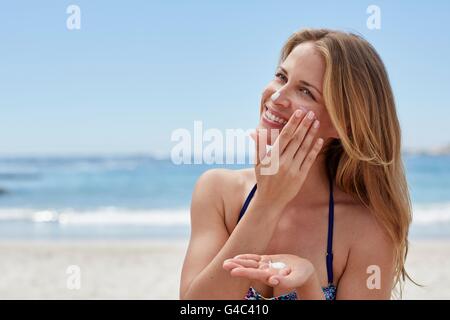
[0,155,449,240]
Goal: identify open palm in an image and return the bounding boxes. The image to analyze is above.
[223,253,314,290]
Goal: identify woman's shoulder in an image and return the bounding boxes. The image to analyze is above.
[195,167,255,192]
[193,168,255,206]
[192,168,256,226]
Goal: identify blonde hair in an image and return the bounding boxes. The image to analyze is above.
[279,29,412,297]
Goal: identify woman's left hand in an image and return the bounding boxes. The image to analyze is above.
[223,253,315,290]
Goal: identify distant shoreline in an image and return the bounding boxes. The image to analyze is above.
[0,150,449,161]
[403,144,450,156]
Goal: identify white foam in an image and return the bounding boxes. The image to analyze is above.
[0,208,35,221]
[33,210,59,223]
[412,202,450,225]
[0,207,190,226]
[0,203,449,227]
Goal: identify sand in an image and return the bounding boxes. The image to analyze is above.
[0,238,448,299]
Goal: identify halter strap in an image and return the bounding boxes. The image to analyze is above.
[326,177,335,285]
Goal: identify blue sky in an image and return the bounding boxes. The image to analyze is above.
[1,0,449,156]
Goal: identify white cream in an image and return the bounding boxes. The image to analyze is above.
[270,90,281,101]
[269,261,287,269]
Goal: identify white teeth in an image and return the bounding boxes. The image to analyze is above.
[265,109,287,125]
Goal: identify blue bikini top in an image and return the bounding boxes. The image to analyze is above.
[237,176,337,300]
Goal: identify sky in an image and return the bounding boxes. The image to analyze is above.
[1,0,449,156]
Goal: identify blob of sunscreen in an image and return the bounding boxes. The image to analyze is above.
[269,261,286,269]
[270,90,280,101]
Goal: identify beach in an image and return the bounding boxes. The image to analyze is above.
[0,156,449,299]
[0,238,448,300]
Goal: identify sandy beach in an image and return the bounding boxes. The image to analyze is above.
[0,238,448,300]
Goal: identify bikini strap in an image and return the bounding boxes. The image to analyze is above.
[237,184,257,222]
[237,180,335,286]
[326,176,335,285]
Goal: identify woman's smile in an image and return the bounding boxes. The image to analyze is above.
[262,105,289,129]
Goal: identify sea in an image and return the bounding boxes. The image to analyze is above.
[0,154,449,240]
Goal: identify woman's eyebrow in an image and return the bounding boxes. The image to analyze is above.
[299,80,323,96]
[279,66,323,96]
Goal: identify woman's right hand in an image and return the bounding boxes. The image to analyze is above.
[250,109,324,209]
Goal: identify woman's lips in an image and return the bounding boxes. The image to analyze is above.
[262,104,310,126]
[262,105,288,128]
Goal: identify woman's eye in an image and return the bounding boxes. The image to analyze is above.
[300,87,314,99]
[275,72,287,82]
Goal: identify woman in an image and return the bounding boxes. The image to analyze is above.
[179,28,412,300]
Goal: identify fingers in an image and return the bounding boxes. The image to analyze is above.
[268,267,292,287]
[225,257,292,288]
[229,265,285,283]
[271,109,305,156]
[233,253,262,261]
[281,267,291,276]
[222,261,243,271]
[253,129,267,166]
[254,108,308,168]
[230,267,273,280]
[283,111,317,160]
[268,267,291,286]
[223,258,259,269]
[291,118,320,168]
[259,255,272,263]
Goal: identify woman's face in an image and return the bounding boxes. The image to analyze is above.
[258,42,338,144]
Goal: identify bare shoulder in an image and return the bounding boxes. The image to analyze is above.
[193,167,256,233]
[192,167,255,218]
[194,167,254,197]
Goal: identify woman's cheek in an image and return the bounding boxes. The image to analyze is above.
[262,86,275,101]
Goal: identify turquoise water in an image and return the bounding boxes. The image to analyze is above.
[0,155,449,239]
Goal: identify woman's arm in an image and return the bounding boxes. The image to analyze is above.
[179,169,284,300]
[180,110,323,299]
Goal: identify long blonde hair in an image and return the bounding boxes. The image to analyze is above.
[279,29,412,297]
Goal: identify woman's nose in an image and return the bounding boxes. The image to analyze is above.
[270,90,281,101]
[270,88,290,108]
